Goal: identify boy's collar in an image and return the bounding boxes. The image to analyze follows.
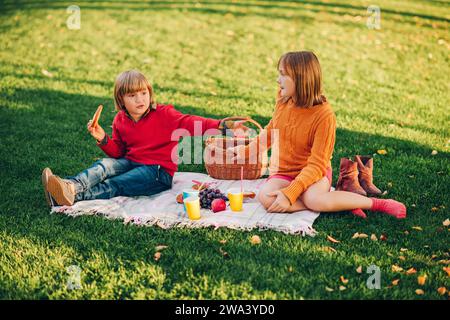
[123,104,155,122]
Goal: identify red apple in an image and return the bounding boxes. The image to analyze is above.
[211,198,226,213]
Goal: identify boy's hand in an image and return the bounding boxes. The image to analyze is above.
[87,120,106,142]
[231,120,250,137]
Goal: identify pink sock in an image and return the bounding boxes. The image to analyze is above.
[351,208,367,219]
[370,198,407,219]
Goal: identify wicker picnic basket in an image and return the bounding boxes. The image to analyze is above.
[204,116,269,180]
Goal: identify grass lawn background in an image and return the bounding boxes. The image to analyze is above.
[0,0,449,299]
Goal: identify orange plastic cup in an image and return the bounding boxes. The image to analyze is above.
[183,196,201,220]
[227,188,243,212]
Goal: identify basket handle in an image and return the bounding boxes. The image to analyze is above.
[220,116,263,132]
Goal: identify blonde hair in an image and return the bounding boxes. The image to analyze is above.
[277,51,326,108]
[113,70,156,112]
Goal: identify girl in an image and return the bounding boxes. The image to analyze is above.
[42,70,247,207]
[222,51,406,218]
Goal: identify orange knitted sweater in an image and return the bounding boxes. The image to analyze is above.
[239,99,336,205]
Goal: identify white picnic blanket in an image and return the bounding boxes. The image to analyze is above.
[51,172,320,236]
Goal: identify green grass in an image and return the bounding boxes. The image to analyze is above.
[0,0,449,299]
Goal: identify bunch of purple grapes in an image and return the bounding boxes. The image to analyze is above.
[199,188,228,209]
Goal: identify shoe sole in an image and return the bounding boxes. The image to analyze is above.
[47,176,74,206]
[41,168,55,207]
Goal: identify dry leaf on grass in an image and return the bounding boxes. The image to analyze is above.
[322,246,337,253]
[417,275,427,285]
[380,234,388,241]
[370,234,378,241]
[250,235,261,245]
[400,248,408,252]
[154,252,161,261]
[325,287,334,292]
[392,265,404,272]
[415,289,424,295]
[443,219,450,227]
[443,267,450,277]
[352,232,368,239]
[41,69,53,78]
[219,247,230,259]
[155,245,168,252]
[406,268,417,275]
[437,287,447,295]
[377,149,387,155]
[219,239,227,244]
[412,226,423,231]
[340,276,349,284]
[392,279,400,286]
[356,266,363,274]
[339,286,346,291]
[327,235,340,244]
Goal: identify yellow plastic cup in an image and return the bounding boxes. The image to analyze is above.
[184,196,201,220]
[227,188,243,212]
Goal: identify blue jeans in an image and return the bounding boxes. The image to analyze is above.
[65,158,173,202]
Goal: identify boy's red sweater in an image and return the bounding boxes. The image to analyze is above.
[98,104,221,176]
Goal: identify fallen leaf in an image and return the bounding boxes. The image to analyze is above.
[387,182,393,188]
[437,259,450,264]
[41,69,53,78]
[437,287,447,295]
[339,285,346,291]
[412,226,423,231]
[377,149,387,155]
[250,235,261,245]
[415,289,424,295]
[404,231,410,235]
[370,234,378,241]
[155,245,168,252]
[443,267,450,276]
[352,232,368,239]
[323,246,337,253]
[356,266,363,274]
[399,256,406,261]
[431,150,438,155]
[340,276,349,284]
[325,286,334,292]
[153,252,161,261]
[219,247,230,259]
[392,279,400,286]
[443,219,450,227]
[288,266,293,272]
[327,235,340,243]
[380,234,388,241]
[400,248,408,252]
[219,239,227,244]
[417,275,427,285]
[406,268,417,275]
[392,265,404,272]
[431,207,439,212]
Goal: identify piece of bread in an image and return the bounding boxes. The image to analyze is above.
[91,105,103,128]
[243,191,256,199]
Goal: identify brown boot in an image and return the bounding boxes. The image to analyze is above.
[47,175,76,206]
[335,157,367,196]
[41,167,56,207]
[355,155,382,196]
